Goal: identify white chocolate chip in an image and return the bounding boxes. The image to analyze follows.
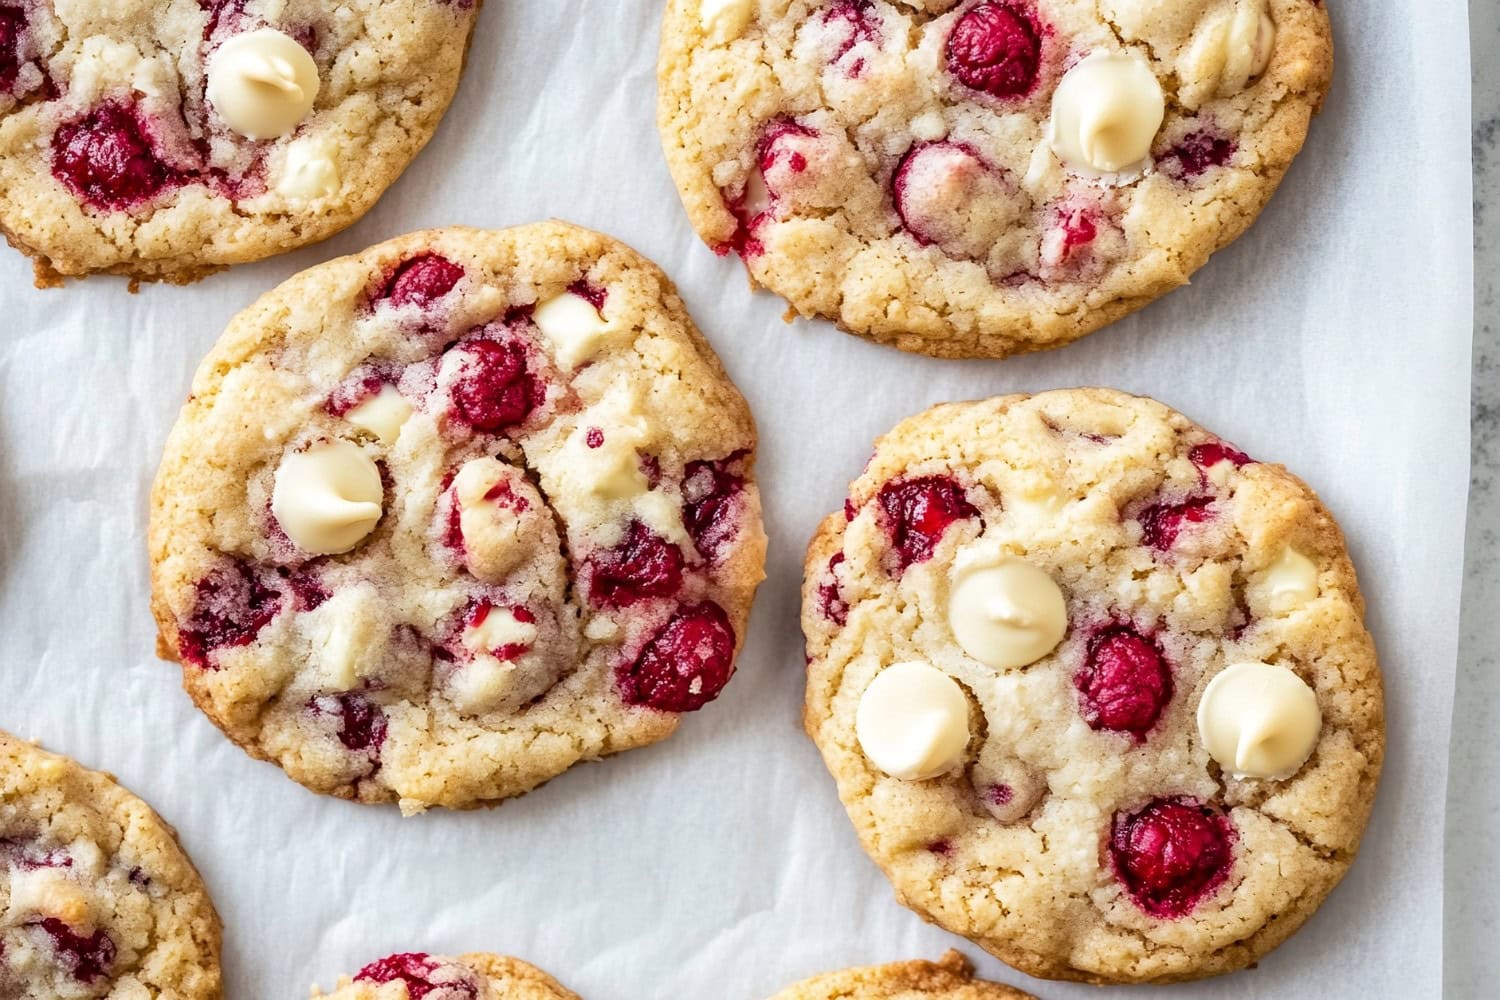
[461,605,537,654]
[303,584,388,691]
[277,135,341,201]
[271,440,383,555]
[533,291,620,368]
[344,385,411,445]
[856,661,971,781]
[1182,0,1276,109]
[1049,51,1165,177]
[448,655,518,714]
[1197,661,1321,779]
[700,0,755,43]
[5,866,92,927]
[1259,547,1319,612]
[207,28,320,140]
[948,560,1068,669]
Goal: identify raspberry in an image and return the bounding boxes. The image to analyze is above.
[1075,625,1173,737]
[586,521,685,608]
[0,6,26,92]
[322,693,387,753]
[1160,130,1236,180]
[817,553,849,625]
[1138,496,1215,550]
[876,475,979,570]
[1110,797,1234,918]
[355,953,478,1000]
[178,561,282,668]
[682,457,745,561]
[1188,442,1252,470]
[36,918,115,983]
[618,602,736,712]
[382,254,464,308]
[51,102,176,210]
[446,339,540,431]
[946,2,1042,99]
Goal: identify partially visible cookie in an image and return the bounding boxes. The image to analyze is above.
[658,0,1333,358]
[801,388,1383,983]
[149,222,766,813]
[769,951,1034,999]
[0,731,222,999]
[0,0,480,285]
[312,952,578,1000]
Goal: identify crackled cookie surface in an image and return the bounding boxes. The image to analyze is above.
[312,952,579,1000]
[659,0,1332,358]
[801,389,1382,983]
[0,0,479,285]
[769,951,1033,999]
[149,222,766,813]
[0,732,222,999]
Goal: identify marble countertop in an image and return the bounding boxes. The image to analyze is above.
[1445,1,1497,992]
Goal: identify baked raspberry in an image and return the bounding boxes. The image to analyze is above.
[682,457,745,561]
[1110,797,1234,918]
[383,254,464,308]
[1075,625,1173,737]
[1138,495,1215,550]
[568,279,607,312]
[355,952,477,1000]
[461,599,534,661]
[817,552,849,625]
[876,475,979,570]
[1189,442,1252,470]
[946,2,1042,99]
[324,693,387,753]
[324,372,390,417]
[446,339,540,431]
[51,102,177,210]
[178,561,282,668]
[585,427,605,449]
[199,0,247,39]
[586,520,685,607]
[819,0,881,75]
[893,142,1025,258]
[1160,130,1236,180]
[36,918,115,983]
[0,6,26,92]
[283,567,330,611]
[985,783,1014,806]
[618,602,736,712]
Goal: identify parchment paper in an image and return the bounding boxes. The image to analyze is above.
[0,1,1473,997]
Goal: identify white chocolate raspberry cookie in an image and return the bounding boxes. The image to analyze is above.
[148,222,766,813]
[0,731,222,999]
[0,0,480,286]
[311,952,578,1000]
[768,952,1033,999]
[801,389,1383,983]
[658,0,1332,358]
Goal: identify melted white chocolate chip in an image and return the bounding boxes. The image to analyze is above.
[1260,547,1319,612]
[277,135,340,200]
[856,661,971,781]
[271,440,383,555]
[1183,0,1276,108]
[207,28,320,140]
[1197,661,1321,779]
[1049,51,1165,178]
[344,385,411,445]
[948,560,1068,669]
[700,0,755,43]
[5,866,92,927]
[533,290,619,368]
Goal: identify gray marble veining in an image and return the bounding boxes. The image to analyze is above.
[1444,0,1498,992]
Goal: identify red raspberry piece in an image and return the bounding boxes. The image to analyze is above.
[35,918,115,983]
[382,254,464,308]
[586,521,685,608]
[1160,130,1236,180]
[817,552,848,625]
[1138,496,1215,550]
[946,2,1042,99]
[1110,797,1234,918]
[682,457,746,561]
[1075,625,1173,738]
[618,602,736,712]
[0,6,27,92]
[446,339,540,432]
[876,475,979,571]
[178,561,282,669]
[355,953,478,1000]
[1188,442,1252,470]
[51,102,177,210]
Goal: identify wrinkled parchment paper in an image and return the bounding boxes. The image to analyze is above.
[0,1,1472,996]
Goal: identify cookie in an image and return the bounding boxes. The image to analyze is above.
[0,731,222,999]
[148,222,766,813]
[658,0,1332,358]
[801,389,1383,983]
[0,0,480,286]
[768,951,1034,999]
[312,952,578,1000]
